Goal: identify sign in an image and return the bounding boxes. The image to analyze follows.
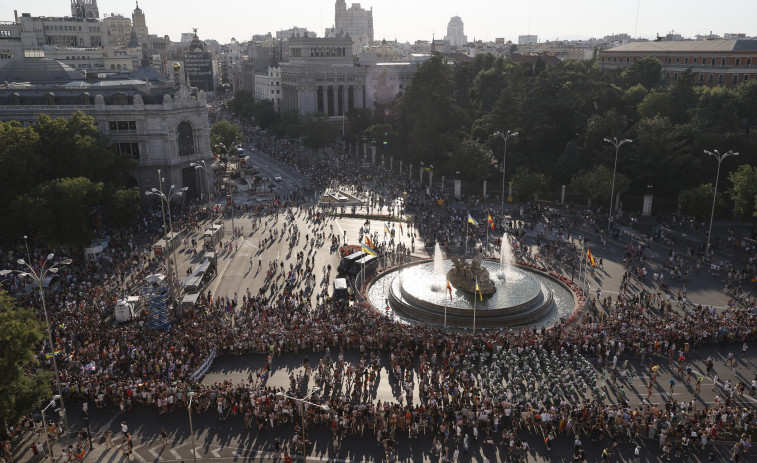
[184,51,214,91]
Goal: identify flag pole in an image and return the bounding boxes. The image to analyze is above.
[444,301,447,330]
[466,221,469,256]
[473,278,477,334]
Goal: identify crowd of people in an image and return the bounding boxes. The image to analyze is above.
[2,120,757,463]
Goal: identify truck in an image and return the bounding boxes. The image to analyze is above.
[114,296,142,323]
[333,278,349,301]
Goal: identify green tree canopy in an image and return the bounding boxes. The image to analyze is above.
[679,183,727,222]
[622,56,662,89]
[446,138,497,181]
[728,164,757,221]
[302,113,338,151]
[569,165,630,206]
[511,167,550,201]
[0,291,52,436]
[0,112,136,247]
[210,120,242,160]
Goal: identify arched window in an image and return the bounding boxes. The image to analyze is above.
[80,92,91,105]
[177,121,194,156]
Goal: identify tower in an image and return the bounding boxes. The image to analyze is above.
[71,0,99,19]
[132,1,148,42]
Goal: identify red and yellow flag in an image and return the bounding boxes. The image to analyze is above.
[365,236,376,250]
[487,214,494,230]
[587,248,596,267]
[446,279,452,300]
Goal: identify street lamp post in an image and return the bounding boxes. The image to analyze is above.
[603,136,633,231]
[187,392,197,463]
[190,160,212,217]
[494,130,518,214]
[2,256,73,446]
[276,389,329,461]
[703,149,739,255]
[40,396,60,463]
[145,172,188,314]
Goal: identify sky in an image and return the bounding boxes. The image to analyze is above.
[5,0,756,44]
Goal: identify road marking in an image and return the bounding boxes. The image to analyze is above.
[94,411,121,439]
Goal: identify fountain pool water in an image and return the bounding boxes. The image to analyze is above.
[366,258,575,330]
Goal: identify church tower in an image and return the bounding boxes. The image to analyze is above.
[71,0,99,19]
[132,1,149,42]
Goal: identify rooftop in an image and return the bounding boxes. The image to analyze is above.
[607,39,757,53]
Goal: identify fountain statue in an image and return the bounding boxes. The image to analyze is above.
[447,255,496,296]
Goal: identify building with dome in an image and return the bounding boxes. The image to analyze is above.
[0,55,213,199]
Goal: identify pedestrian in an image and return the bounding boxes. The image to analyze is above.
[160,428,167,446]
[105,430,113,449]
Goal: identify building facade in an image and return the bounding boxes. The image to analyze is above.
[254,67,281,111]
[334,0,373,42]
[131,2,148,42]
[103,14,131,50]
[599,39,757,88]
[0,57,212,198]
[444,16,467,48]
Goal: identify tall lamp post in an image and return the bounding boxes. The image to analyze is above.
[40,396,60,463]
[215,141,241,174]
[187,392,197,463]
[145,173,188,313]
[190,160,212,219]
[1,255,73,445]
[276,388,329,461]
[603,136,633,231]
[494,130,518,213]
[703,149,739,255]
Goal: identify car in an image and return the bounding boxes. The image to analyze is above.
[273,174,282,182]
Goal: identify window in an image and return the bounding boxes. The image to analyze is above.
[117,142,139,159]
[721,58,726,66]
[711,58,716,65]
[673,72,678,81]
[693,57,698,64]
[667,57,672,64]
[745,74,750,82]
[708,74,713,83]
[736,58,741,66]
[177,121,194,156]
[665,72,670,80]
[732,75,738,84]
[747,58,752,66]
[718,74,724,84]
[698,73,704,82]
[684,57,688,64]
[675,57,679,64]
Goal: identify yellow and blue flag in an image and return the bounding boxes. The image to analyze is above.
[362,244,377,257]
[475,279,483,301]
[467,214,478,227]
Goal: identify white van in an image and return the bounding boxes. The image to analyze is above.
[114,296,142,323]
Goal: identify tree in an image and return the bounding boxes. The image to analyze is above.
[399,55,469,166]
[728,165,757,221]
[210,121,242,161]
[622,56,662,89]
[251,100,278,130]
[679,183,727,222]
[228,89,255,119]
[302,113,338,151]
[0,291,52,437]
[446,138,497,181]
[511,167,550,201]
[569,165,630,206]
[11,177,103,249]
[272,110,302,139]
[102,187,141,229]
[0,113,136,247]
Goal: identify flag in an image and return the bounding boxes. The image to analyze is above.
[226,300,233,313]
[260,364,271,380]
[475,279,483,301]
[399,223,403,234]
[467,214,478,227]
[587,248,596,267]
[361,244,377,257]
[446,279,452,301]
[384,225,390,235]
[84,362,96,372]
[365,236,376,251]
[487,214,494,230]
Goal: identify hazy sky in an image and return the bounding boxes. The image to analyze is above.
[7,0,756,44]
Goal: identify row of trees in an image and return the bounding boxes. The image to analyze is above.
[0,112,140,248]
[230,54,757,220]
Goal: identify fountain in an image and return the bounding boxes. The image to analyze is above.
[500,233,514,273]
[366,253,576,330]
[430,243,444,292]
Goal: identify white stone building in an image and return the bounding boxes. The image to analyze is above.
[444,16,467,48]
[254,67,281,112]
